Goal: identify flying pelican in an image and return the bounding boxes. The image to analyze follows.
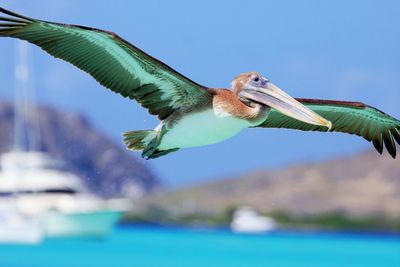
[0,7,399,159]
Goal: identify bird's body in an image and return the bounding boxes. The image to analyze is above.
[156,89,269,150]
[1,7,399,159]
[158,108,257,150]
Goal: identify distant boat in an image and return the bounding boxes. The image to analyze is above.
[230,206,276,233]
[0,150,130,238]
[0,41,43,244]
[0,41,129,241]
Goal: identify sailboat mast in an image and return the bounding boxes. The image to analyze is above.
[13,40,41,152]
[14,41,27,151]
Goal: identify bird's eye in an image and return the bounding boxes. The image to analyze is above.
[253,76,260,82]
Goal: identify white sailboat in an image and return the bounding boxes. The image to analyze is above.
[0,41,43,244]
[0,41,130,240]
[0,150,130,238]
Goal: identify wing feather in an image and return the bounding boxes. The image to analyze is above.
[257,98,400,158]
[0,7,211,120]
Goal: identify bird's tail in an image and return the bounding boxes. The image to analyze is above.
[122,130,157,151]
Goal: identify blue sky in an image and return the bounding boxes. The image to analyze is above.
[1,0,400,187]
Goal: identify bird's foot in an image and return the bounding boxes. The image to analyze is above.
[141,124,168,160]
[141,139,159,160]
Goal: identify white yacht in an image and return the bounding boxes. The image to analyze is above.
[0,41,130,241]
[0,150,130,238]
[230,206,277,234]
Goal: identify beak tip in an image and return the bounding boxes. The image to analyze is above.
[325,121,332,131]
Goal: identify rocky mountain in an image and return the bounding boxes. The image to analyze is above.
[146,151,400,219]
[0,101,160,197]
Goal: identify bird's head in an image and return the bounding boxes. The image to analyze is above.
[232,72,332,129]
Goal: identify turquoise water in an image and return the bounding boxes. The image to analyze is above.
[1,226,399,267]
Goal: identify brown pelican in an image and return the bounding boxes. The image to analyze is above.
[1,7,399,159]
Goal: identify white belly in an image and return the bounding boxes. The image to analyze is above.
[158,109,255,150]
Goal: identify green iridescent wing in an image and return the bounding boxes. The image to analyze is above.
[0,7,211,120]
[257,99,400,158]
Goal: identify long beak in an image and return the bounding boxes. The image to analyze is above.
[239,82,332,129]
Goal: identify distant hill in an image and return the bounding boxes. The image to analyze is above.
[0,101,160,197]
[146,151,400,219]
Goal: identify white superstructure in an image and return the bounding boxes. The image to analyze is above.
[0,151,130,239]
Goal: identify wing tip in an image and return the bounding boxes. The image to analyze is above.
[388,127,400,159]
[384,131,397,158]
[0,7,33,35]
[370,126,400,159]
[372,135,384,155]
[0,7,34,22]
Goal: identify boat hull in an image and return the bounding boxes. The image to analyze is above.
[43,209,123,238]
[0,215,42,244]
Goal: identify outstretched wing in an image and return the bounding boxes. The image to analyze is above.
[257,98,400,158]
[0,8,212,120]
